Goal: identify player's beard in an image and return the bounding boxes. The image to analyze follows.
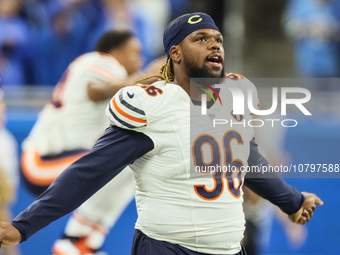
[184,58,225,79]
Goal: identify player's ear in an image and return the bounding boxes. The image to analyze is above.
[170,45,181,64]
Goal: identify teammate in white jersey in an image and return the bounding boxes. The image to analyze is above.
[0,13,323,255]
[20,30,164,255]
[0,87,19,255]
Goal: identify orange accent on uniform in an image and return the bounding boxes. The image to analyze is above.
[200,142,214,165]
[87,65,115,80]
[21,150,87,186]
[225,72,245,78]
[192,134,221,174]
[222,130,244,199]
[51,69,72,107]
[192,134,224,201]
[32,151,86,168]
[75,237,96,254]
[135,84,163,97]
[112,97,147,124]
[51,245,65,255]
[73,211,108,235]
[51,237,95,255]
[194,172,224,201]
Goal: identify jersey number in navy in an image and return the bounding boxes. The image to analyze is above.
[193,130,244,200]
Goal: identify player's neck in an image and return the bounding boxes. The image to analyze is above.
[173,76,191,96]
[173,76,208,101]
[173,66,209,100]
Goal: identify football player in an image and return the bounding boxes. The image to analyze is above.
[20,30,164,255]
[0,86,19,255]
[0,13,322,255]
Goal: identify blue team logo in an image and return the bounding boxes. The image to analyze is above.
[209,113,216,120]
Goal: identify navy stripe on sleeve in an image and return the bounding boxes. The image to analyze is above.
[244,138,304,215]
[119,89,146,115]
[108,104,140,129]
[12,126,154,242]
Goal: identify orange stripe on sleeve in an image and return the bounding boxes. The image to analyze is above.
[73,211,107,235]
[112,97,147,124]
[21,150,88,186]
[87,65,115,80]
[33,151,87,168]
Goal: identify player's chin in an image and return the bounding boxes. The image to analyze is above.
[204,62,224,77]
[206,67,224,78]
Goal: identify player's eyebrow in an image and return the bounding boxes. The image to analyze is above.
[194,32,223,38]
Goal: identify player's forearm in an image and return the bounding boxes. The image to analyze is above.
[11,126,154,242]
[11,145,122,241]
[244,175,304,215]
[86,53,166,103]
[87,72,156,102]
[88,81,130,102]
[245,138,304,215]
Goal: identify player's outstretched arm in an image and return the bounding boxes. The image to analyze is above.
[0,127,153,245]
[0,222,21,247]
[88,55,166,102]
[245,138,323,224]
[288,192,323,225]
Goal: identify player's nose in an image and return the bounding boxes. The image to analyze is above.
[208,39,221,52]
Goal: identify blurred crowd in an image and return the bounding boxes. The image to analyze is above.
[283,0,340,78]
[0,0,190,86]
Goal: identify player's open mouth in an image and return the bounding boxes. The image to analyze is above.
[206,54,223,68]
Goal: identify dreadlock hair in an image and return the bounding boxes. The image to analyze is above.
[160,57,174,83]
[95,30,134,53]
[136,57,174,84]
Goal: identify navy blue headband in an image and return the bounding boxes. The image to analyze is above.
[163,12,220,58]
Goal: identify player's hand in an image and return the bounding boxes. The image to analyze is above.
[0,222,21,247]
[288,192,323,225]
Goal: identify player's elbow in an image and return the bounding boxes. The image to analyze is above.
[87,83,109,102]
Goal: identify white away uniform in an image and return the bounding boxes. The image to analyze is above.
[106,74,260,254]
[20,52,135,251]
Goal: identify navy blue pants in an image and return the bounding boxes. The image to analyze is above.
[131,229,247,255]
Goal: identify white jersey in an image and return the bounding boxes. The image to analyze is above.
[0,128,19,188]
[106,75,260,254]
[23,52,128,155]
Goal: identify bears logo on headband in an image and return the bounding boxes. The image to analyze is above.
[163,12,220,57]
[188,15,203,24]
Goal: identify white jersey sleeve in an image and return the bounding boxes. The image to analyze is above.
[23,52,128,156]
[0,128,19,188]
[242,77,260,114]
[225,73,260,114]
[106,85,148,130]
[80,53,118,83]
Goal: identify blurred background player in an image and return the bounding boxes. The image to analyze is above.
[0,85,19,255]
[19,30,165,255]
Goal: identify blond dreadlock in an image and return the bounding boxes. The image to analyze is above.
[136,57,174,84]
